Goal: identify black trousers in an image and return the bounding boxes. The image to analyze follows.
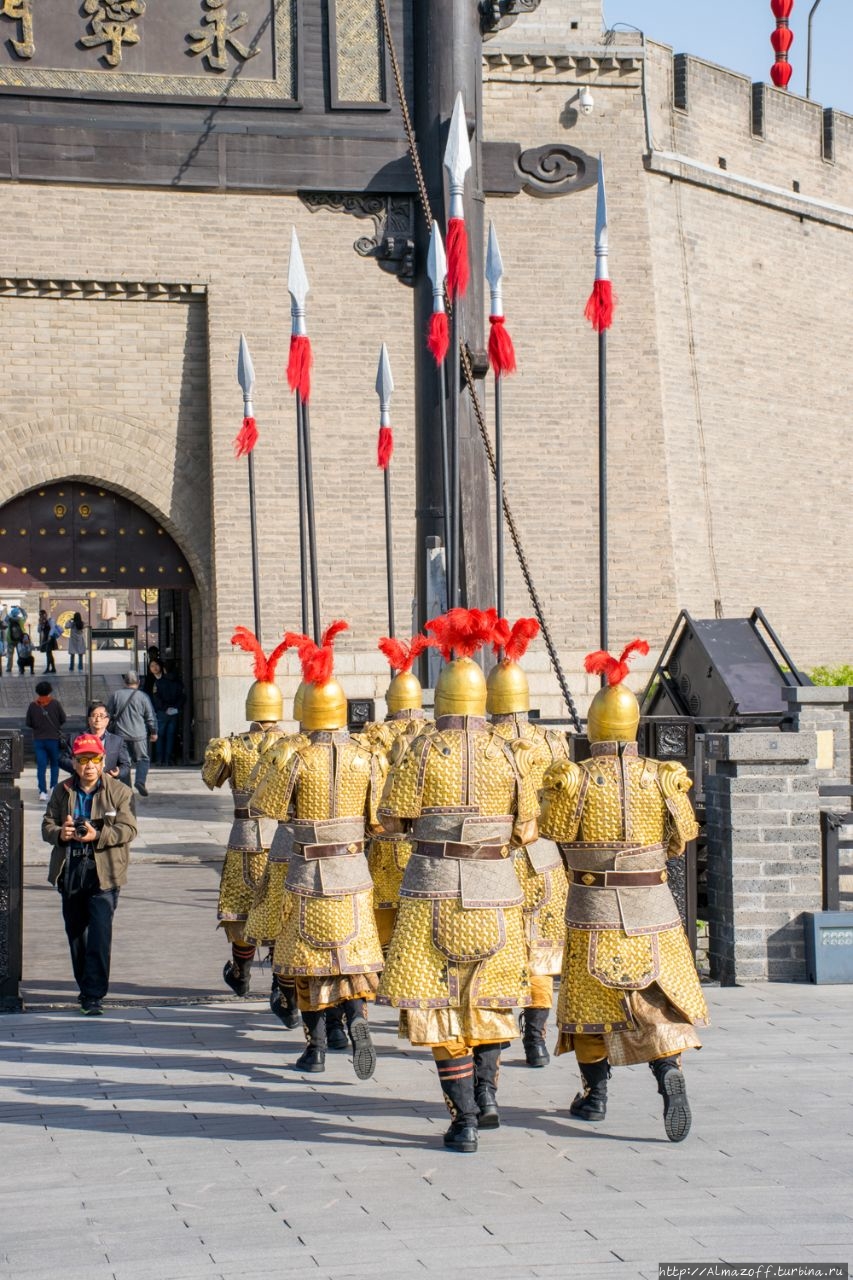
[60,864,120,1002]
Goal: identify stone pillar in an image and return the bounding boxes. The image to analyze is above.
[0,731,24,1012]
[783,686,853,804]
[704,731,820,985]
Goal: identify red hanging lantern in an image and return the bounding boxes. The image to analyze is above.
[770,0,794,92]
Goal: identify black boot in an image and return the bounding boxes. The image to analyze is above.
[294,1010,326,1073]
[436,1057,479,1154]
[650,1057,691,1143]
[270,979,301,1029]
[473,1044,501,1130]
[222,959,251,998]
[521,1007,551,1068]
[341,999,376,1080]
[325,1003,350,1052]
[569,1058,610,1122]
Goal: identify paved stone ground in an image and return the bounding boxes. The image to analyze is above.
[1,767,852,1280]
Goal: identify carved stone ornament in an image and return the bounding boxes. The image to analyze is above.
[480,0,541,39]
[516,143,598,198]
[299,193,415,286]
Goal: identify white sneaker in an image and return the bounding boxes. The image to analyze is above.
[38,791,48,801]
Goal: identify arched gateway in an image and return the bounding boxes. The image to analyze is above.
[0,479,197,759]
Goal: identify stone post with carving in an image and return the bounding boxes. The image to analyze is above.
[0,731,24,1011]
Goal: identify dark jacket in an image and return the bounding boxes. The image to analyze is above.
[59,729,131,783]
[25,698,66,741]
[42,773,137,891]
[151,672,186,715]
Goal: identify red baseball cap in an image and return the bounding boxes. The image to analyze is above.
[72,733,105,758]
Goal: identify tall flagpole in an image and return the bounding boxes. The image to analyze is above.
[375,343,396,639]
[485,221,517,627]
[236,334,262,639]
[426,221,452,609]
[444,92,472,608]
[584,157,615,661]
[287,228,321,645]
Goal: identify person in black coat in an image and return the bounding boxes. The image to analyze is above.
[59,701,132,786]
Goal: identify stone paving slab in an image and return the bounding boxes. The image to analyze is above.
[1,985,852,1280]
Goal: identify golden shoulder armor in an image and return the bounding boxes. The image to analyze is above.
[508,736,550,779]
[657,760,693,798]
[541,758,582,795]
[201,737,231,789]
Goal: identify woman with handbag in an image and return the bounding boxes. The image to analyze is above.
[25,680,67,801]
[65,612,87,672]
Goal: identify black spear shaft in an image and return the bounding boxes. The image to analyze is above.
[598,327,608,658]
[438,361,453,609]
[384,466,395,638]
[295,396,310,635]
[495,371,504,620]
[246,450,262,639]
[300,396,322,644]
[450,306,461,607]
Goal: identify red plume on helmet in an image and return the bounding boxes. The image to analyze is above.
[377,634,432,673]
[231,627,294,683]
[296,620,349,686]
[584,638,650,687]
[491,616,540,661]
[425,608,498,662]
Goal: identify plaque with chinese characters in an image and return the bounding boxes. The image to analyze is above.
[0,0,296,102]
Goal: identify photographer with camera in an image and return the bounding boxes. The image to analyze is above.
[42,734,137,1015]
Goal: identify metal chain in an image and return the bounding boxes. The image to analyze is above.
[378,0,582,732]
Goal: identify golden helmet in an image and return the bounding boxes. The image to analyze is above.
[435,657,487,717]
[231,626,289,727]
[297,620,349,733]
[485,615,540,715]
[301,677,348,731]
[377,635,430,714]
[246,680,283,724]
[426,607,498,719]
[293,680,306,724]
[584,639,649,744]
[486,660,529,715]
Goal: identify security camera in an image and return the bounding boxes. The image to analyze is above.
[579,86,594,115]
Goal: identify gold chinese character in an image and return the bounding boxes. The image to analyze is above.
[187,0,261,73]
[1,0,34,59]
[80,0,145,68]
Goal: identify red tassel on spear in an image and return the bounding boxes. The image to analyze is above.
[444,94,472,302]
[585,156,616,333]
[235,334,262,637]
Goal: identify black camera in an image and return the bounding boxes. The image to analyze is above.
[74,821,90,839]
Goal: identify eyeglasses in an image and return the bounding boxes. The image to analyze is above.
[75,755,103,764]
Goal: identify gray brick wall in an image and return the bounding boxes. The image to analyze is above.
[705,731,821,984]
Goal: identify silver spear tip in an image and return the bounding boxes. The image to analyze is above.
[237,333,255,396]
[595,155,608,247]
[443,91,472,185]
[485,221,504,290]
[375,343,394,402]
[287,227,310,306]
[426,220,447,288]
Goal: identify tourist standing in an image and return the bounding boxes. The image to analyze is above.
[25,680,67,801]
[65,612,87,672]
[107,672,157,797]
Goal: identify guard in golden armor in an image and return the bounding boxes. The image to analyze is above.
[487,616,570,1068]
[365,635,433,949]
[245,680,309,1031]
[202,628,288,997]
[270,623,387,1079]
[539,640,708,1143]
[378,608,538,1155]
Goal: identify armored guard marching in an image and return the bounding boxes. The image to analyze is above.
[487,616,570,1067]
[365,635,432,949]
[378,608,537,1154]
[202,628,288,996]
[539,641,708,1142]
[269,623,387,1079]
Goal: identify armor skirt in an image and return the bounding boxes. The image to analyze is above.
[378,897,531,1014]
[368,834,415,910]
[556,924,709,1035]
[217,848,269,925]
[272,887,384,979]
[246,862,293,948]
[513,848,568,977]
